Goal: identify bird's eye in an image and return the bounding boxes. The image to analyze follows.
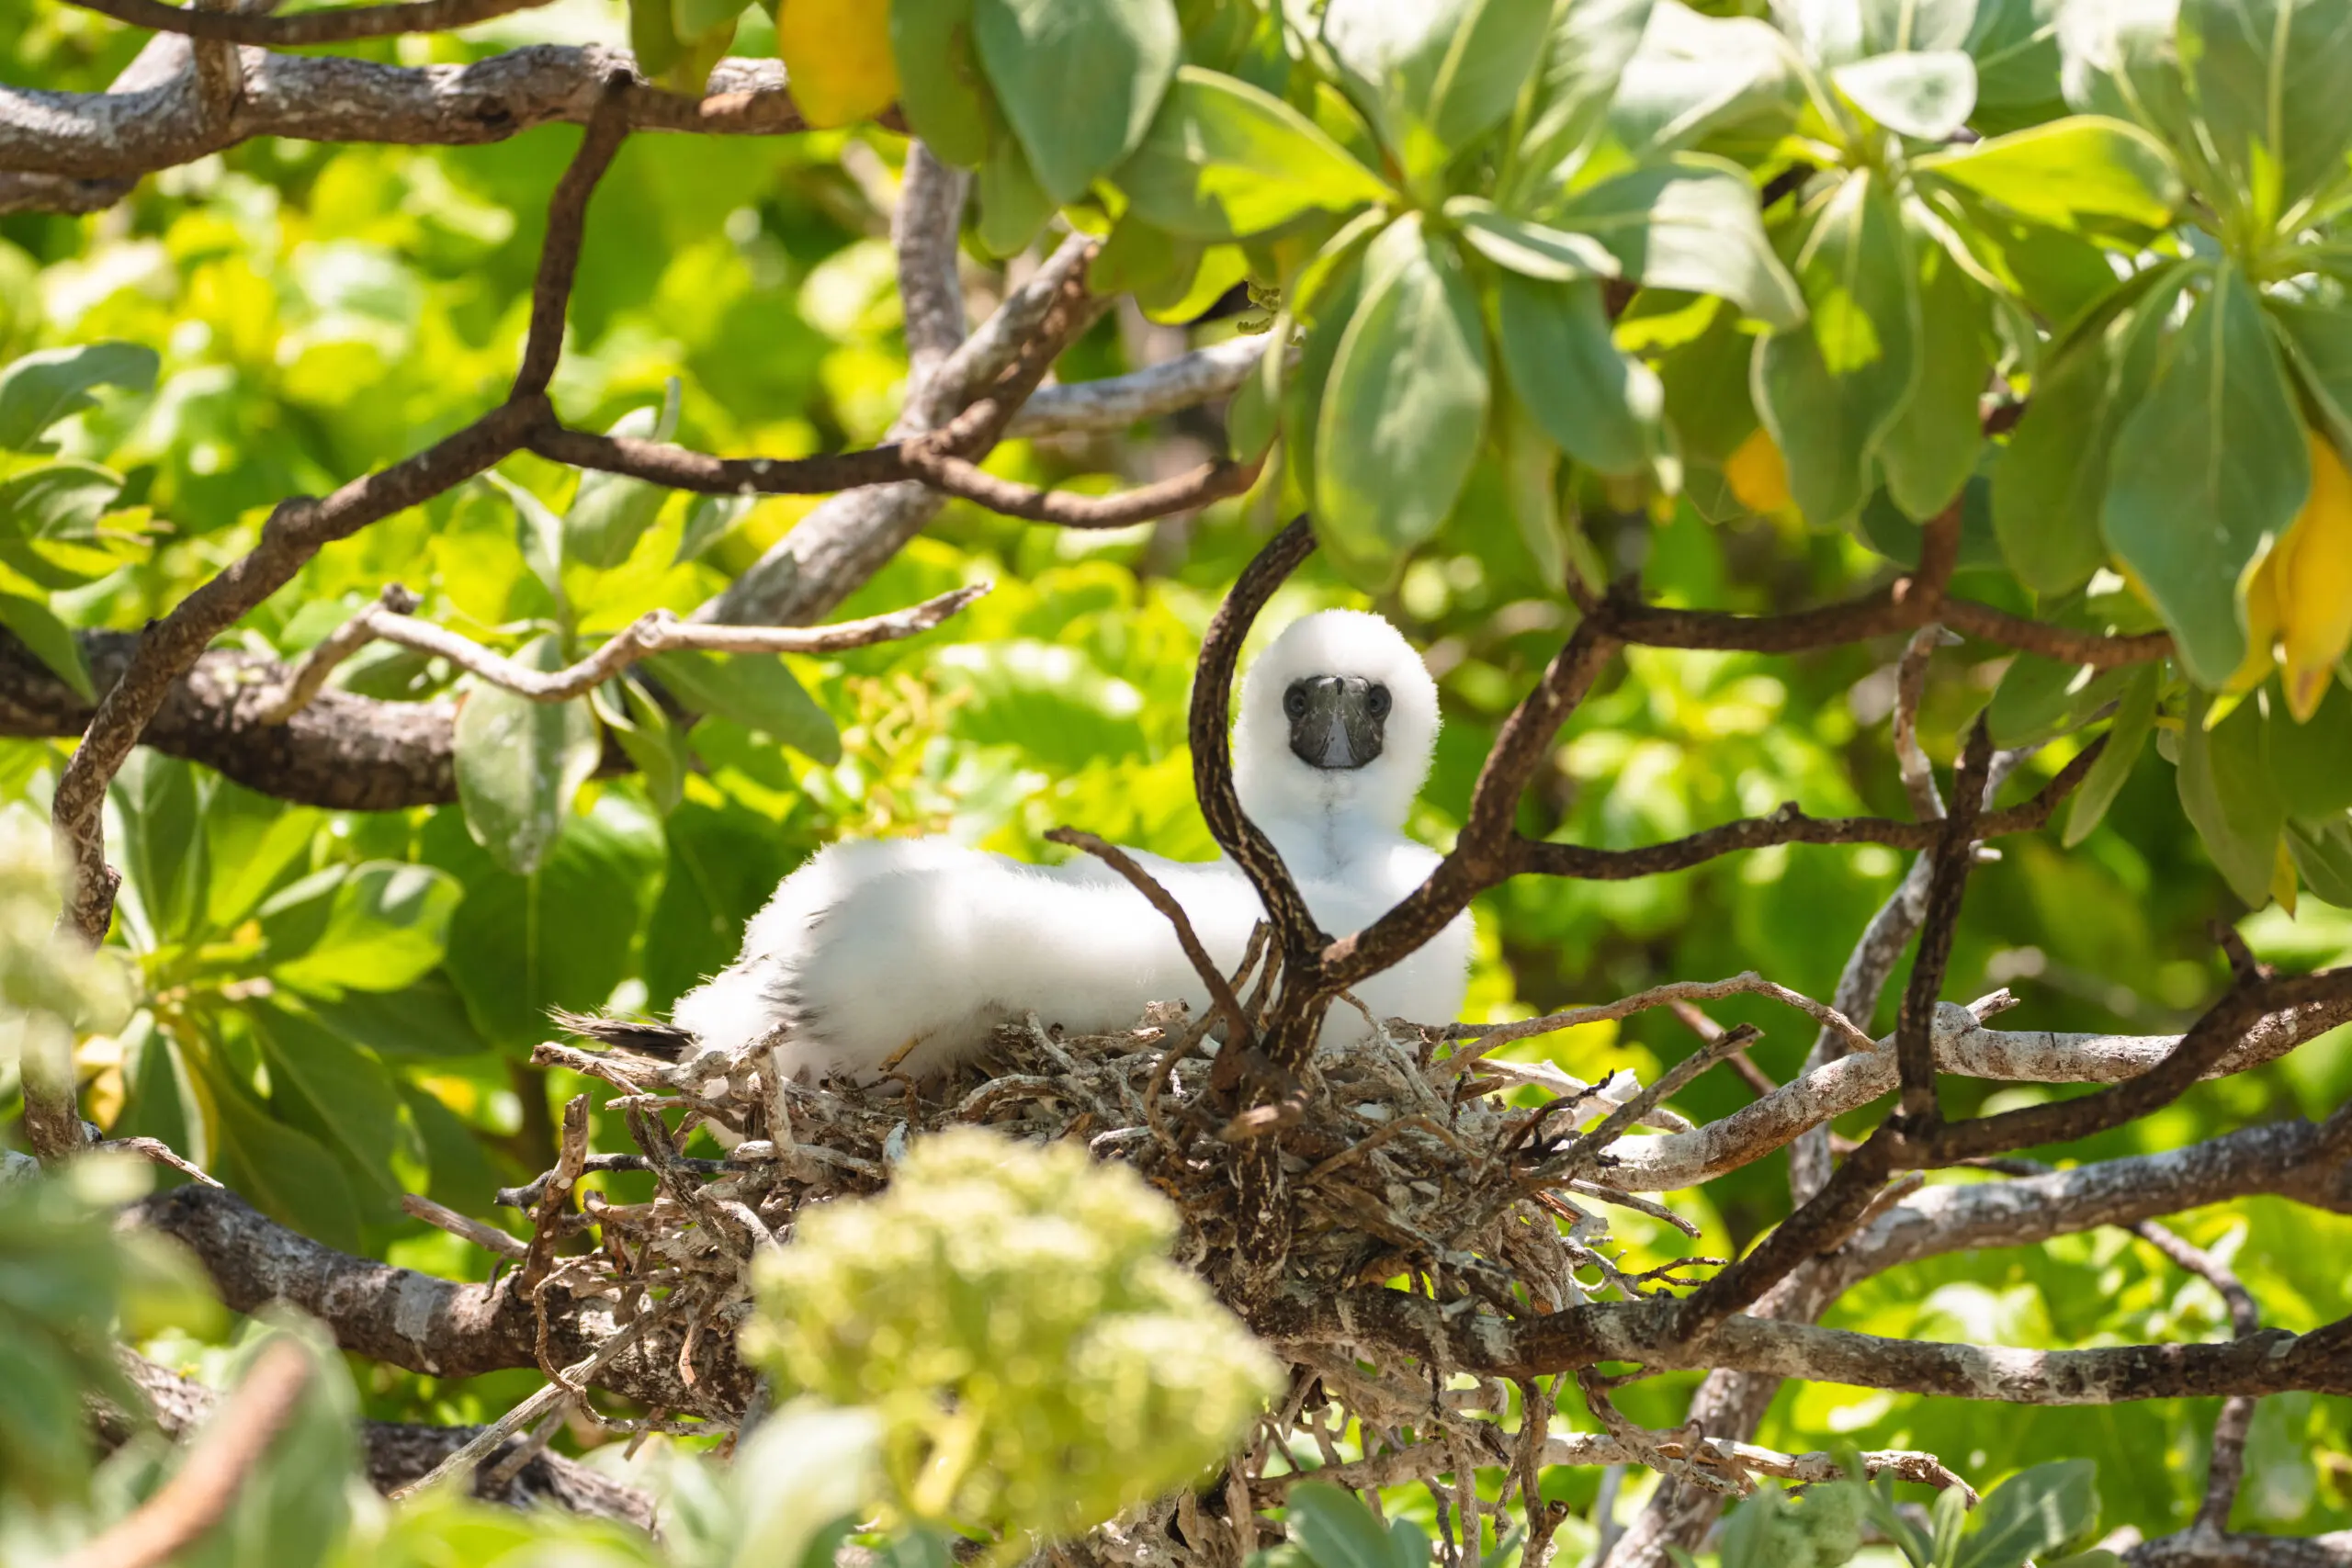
[1284,685,1310,718]
[1366,684,1392,719]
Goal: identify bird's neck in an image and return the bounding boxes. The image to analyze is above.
[1255,803,1400,884]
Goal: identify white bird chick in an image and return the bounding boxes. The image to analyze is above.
[621,610,1470,1084]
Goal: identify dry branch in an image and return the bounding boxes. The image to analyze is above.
[64,0,558,44]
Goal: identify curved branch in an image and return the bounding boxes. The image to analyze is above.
[899,448,1264,526]
[1006,337,1274,438]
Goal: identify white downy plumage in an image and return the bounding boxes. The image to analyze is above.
[667,609,1472,1082]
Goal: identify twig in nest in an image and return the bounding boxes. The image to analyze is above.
[1046,827,1258,1053]
[1449,974,1872,1060]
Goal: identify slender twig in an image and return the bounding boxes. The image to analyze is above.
[402,1193,528,1260]
[1447,974,1874,1060]
[899,447,1263,527]
[60,1338,312,1568]
[1046,828,1258,1053]
[65,0,560,45]
[259,583,987,721]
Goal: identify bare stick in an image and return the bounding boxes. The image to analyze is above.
[1448,974,1875,1060]
[66,0,561,46]
[259,582,988,721]
[1046,828,1258,1053]
[402,1193,528,1260]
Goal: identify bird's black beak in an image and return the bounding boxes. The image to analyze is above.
[1285,676,1389,771]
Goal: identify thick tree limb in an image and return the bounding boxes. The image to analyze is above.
[1006,337,1272,438]
[1,48,806,194]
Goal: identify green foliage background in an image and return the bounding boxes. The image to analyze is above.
[3,0,2349,1550]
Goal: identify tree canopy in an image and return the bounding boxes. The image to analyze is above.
[4,0,2352,1563]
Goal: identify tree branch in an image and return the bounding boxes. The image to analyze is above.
[64,0,557,44]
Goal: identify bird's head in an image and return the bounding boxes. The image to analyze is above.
[1232,609,1441,837]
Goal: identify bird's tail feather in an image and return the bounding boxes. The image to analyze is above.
[548,1008,695,1060]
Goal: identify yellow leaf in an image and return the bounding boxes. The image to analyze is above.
[1724,426,1792,514]
[776,0,901,129]
[2225,539,2281,694]
[2276,427,2352,722]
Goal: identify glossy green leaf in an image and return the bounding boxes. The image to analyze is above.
[975,127,1055,256]
[247,1000,416,1201]
[1553,156,1804,330]
[1138,243,1248,324]
[1225,328,1280,461]
[0,461,122,552]
[2176,689,2286,908]
[1832,51,1979,139]
[2263,677,2352,819]
[1118,67,1388,240]
[259,861,460,995]
[1498,273,1665,477]
[1955,1459,2100,1568]
[1314,215,1489,586]
[2286,815,2352,906]
[628,0,683,82]
[483,470,566,615]
[593,676,691,814]
[973,0,1181,204]
[1755,170,1919,526]
[0,342,157,452]
[452,634,602,876]
[110,748,205,949]
[423,792,665,1048]
[1606,4,1800,156]
[2267,298,2352,458]
[1878,210,1987,519]
[2064,662,2161,844]
[1278,257,1366,513]
[2178,0,2352,227]
[892,0,993,165]
[675,491,751,567]
[2102,265,2311,689]
[1915,117,2181,231]
[1966,0,2064,109]
[1505,0,1656,197]
[1499,391,1568,586]
[564,388,676,572]
[650,648,841,762]
[207,1063,364,1253]
[1447,197,1618,280]
[1930,1477,1971,1568]
[1286,1482,1402,1568]
[1318,0,1552,182]
[201,780,322,931]
[305,974,492,1061]
[1991,264,2192,593]
[0,592,92,701]
[1657,298,1761,464]
[1986,653,2131,750]
[1933,186,2132,333]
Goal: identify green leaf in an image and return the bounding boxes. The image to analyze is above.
[1991,262,2192,592]
[673,0,740,40]
[628,0,684,82]
[1287,1482,1397,1568]
[973,0,1182,204]
[207,1063,364,1254]
[1313,214,1489,587]
[305,974,492,1061]
[423,792,666,1048]
[1966,0,2064,109]
[1915,116,2181,231]
[976,128,1055,256]
[1498,392,1569,588]
[2263,677,2352,819]
[1317,0,1552,183]
[0,461,124,557]
[453,634,603,876]
[0,342,157,452]
[1954,1460,2100,1568]
[1862,0,1980,52]
[1552,156,1804,331]
[2286,815,2352,906]
[259,861,461,995]
[2064,662,2160,844]
[2267,298,2352,459]
[201,781,321,931]
[565,390,676,572]
[2177,0,2352,228]
[1878,209,1987,519]
[1498,273,1665,477]
[483,470,567,616]
[110,749,205,949]
[675,491,751,567]
[1930,1479,1971,1568]
[1447,197,1618,280]
[1831,51,1979,139]
[650,648,842,763]
[1118,66,1389,241]
[593,676,691,814]
[1657,298,1762,464]
[247,1000,416,1202]
[1606,4,1800,155]
[2177,689,2287,909]
[2101,265,2311,689]
[892,0,993,165]
[1505,0,1656,199]
[0,592,92,701]
[1755,169,1919,527]
[1986,653,2130,749]
[1226,329,1280,461]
